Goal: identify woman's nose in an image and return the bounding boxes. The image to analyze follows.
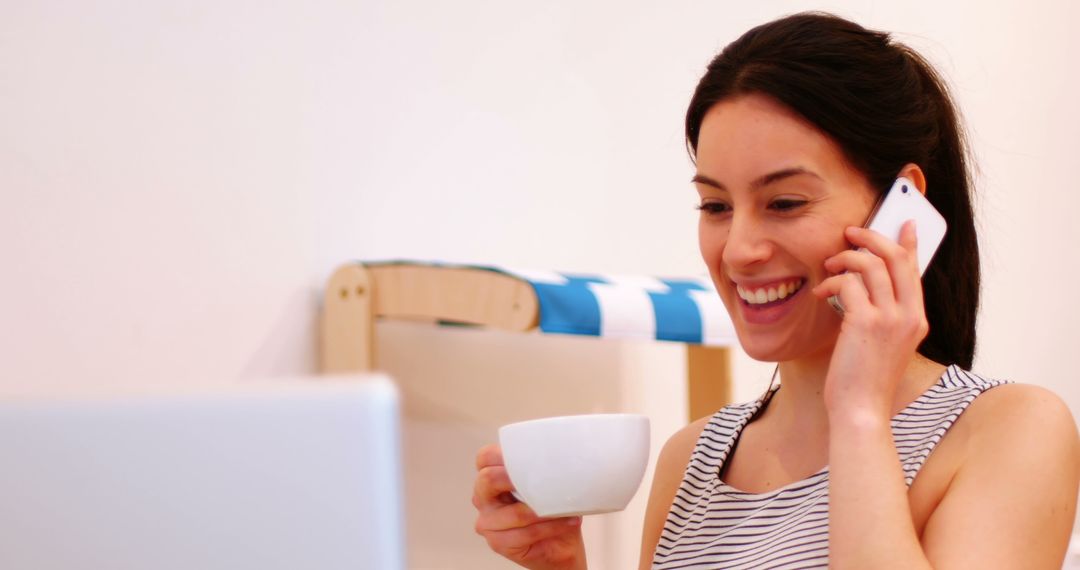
[722,214,773,269]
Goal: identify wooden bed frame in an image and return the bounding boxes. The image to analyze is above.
[319,263,733,420]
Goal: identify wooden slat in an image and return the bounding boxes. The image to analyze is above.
[687,345,732,421]
[320,264,374,373]
[366,264,539,332]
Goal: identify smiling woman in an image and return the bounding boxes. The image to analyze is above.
[692,94,883,361]
[471,12,1080,570]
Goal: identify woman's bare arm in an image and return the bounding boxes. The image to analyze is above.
[919,384,1079,568]
[830,383,1079,569]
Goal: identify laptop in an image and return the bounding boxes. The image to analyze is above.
[0,374,405,570]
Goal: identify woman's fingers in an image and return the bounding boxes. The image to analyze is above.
[813,272,873,315]
[815,223,929,342]
[841,224,923,308]
[475,500,548,533]
[473,445,519,510]
[822,249,894,307]
[892,221,925,309]
[472,443,585,565]
[473,481,583,561]
[479,516,582,560]
[475,443,503,470]
[473,464,518,510]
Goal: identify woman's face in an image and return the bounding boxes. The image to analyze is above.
[694,94,878,362]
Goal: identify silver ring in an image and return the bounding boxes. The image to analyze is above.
[827,294,845,315]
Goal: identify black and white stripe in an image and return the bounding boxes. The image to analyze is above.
[653,365,1006,569]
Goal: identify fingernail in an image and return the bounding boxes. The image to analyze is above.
[566,517,582,526]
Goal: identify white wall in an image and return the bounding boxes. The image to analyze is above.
[3,1,1078,568]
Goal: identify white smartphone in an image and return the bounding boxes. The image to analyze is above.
[862,176,947,276]
[828,176,946,314]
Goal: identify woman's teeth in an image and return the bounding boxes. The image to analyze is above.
[736,279,804,305]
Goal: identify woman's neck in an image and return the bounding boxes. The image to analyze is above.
[763,351,947,435]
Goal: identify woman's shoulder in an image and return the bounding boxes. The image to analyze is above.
[659,399,762,462]
[940,378,1080,494]
[654,398,762,481]
[657,415,712,471]
[920,379,1079,567]
[923,366,1074,445]
[961,379,1073,427]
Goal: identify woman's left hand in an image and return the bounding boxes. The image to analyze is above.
[811,221,929,421]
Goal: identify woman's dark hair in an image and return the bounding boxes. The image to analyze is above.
[687,12,979,369]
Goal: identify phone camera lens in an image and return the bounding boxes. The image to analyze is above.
[902,185,909,194]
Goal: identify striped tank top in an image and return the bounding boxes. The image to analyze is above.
[652,365,1006,569]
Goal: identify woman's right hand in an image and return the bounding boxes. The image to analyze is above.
[472,444,587,570]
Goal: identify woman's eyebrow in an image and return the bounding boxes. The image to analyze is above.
[692,167,822,191]
[691,173,725,189]
[753,167,821,189]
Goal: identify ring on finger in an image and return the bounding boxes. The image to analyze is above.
[827,294,845,315]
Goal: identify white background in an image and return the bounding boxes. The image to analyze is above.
[3,1,1078,568]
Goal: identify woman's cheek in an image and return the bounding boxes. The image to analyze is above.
[698,224,726,260]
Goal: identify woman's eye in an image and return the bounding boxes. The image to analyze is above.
[770,199,807,212]
[696,202,731,215]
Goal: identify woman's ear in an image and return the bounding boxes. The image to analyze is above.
[897,163,927,196]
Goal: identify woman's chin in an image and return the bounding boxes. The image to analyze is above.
[739,343,789,363]
[733,333,789,362]
[733,328,836,364]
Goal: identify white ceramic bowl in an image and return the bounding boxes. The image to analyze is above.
[498,413,650,518]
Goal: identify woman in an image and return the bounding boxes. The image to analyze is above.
[472,12,1080,569]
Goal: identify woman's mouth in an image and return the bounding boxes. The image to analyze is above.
[735,278,806,308]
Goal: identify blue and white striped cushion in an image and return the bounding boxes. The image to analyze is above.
[503,268,735,346]
[359,261,736,346]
